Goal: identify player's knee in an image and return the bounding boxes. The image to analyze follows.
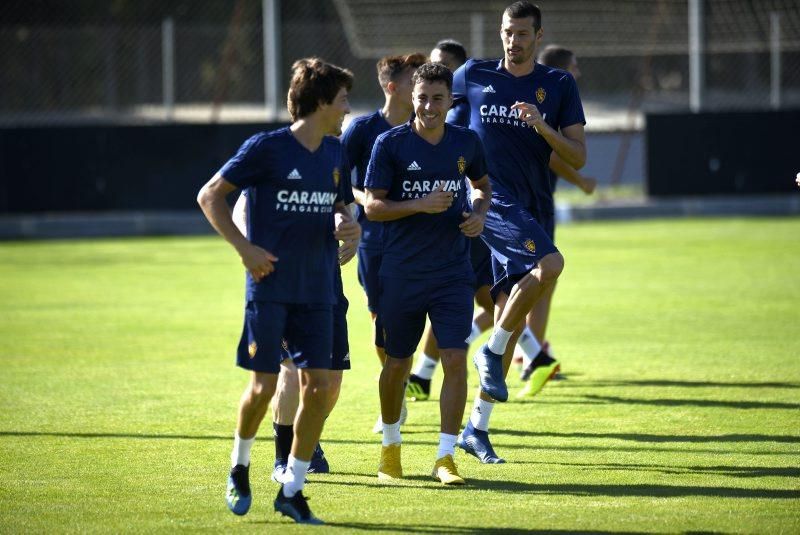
[248,373,276,401]
[538,252,564,283]
[302,374,332,402]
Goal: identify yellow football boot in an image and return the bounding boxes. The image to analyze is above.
[378,443,403,480]
[432,454,465,485]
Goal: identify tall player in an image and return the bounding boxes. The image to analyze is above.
[197,57,355,524]
[515,44,597,398]
[406,39,494,402]
[341,53,427,429]
[451,2,586,463]
[365,63,491,484]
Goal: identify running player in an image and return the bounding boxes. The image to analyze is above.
[407,39,494,402]
[197,57,355,524]
[364,62,491,484]
[451,2,587,463]
[516,44,597,397]
[340,53,427,428]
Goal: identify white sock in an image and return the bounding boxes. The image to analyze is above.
[465,321,483,345]
[517,326,542,367]
[412,353,438,380]
[231,432,255,467]
[282,454,310,497]
[469,398,494,432]
[487,326,514,355]
[382,420,402,446]
[437,432,458,460]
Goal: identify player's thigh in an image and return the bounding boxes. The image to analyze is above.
[236,301,288,374]
[379,277,428,359]
[285,304,334,370]
[428,277,474,351]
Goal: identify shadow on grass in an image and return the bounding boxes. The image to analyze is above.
[320,522,641,534]
[553,380,800,389]
[513,461,800,478]
[578,395,800,410]
[492,429,800,444]
[311,476,800,499]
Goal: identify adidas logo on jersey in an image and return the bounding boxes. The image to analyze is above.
[286,168,302,180]
[407,161,422,171]
[482,85,496,93]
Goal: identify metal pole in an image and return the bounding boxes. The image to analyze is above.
[263,0,281,120]
[688,0,704,113]
[770,11,781,110]
[162,17,175,121]
[470,12,484,60]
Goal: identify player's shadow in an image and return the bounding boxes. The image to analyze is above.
[510,461,800,478]
[553,379,800,389]
[490,429,800,444]
[320,522,641,534]
[577,394,800,410]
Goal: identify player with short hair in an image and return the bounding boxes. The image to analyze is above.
[341,52,427,430]
[406,39,494,402]
[365,62,491,485]
[197,57,355,524]
[451,1,587,463]
[515,44,597,398]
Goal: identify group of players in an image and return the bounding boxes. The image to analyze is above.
[198,1,595,525]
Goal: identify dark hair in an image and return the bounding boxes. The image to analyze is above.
[376,53,427,89]
[412,62,453,92]
[538,45,574,70]
[287,57,353,121]
[433,39,468,66]
[504,1,542,32]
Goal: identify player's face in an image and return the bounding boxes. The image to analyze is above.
[321,86,351,136]
[430,48,459,72]
[500,14,542,65]
[412,79,452,131]
[567,56,581,80]
[390,67,417,110]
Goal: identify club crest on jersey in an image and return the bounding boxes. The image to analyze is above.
[333,167,340,187]
[524,239,536,253]
[457,156,466,175]
[248,341,258,358]
[536,87,546,104]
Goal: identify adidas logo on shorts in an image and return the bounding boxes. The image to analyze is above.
[287,168,302,180]
[482,85,496,93]
[407,161,422,171]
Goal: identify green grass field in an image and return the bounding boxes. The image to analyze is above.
[1,217,799,533]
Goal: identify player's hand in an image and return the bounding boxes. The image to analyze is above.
[239,243,278,282]
[580,176,598,195]
[418,182,454,213]
[511,101,547,134]
[334,217,361,244]
[459,211,485,237]
[338,239,357,266]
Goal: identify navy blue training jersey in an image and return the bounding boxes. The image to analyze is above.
[364,122,488,280]
[451,59,585,215]
[219,127,351,304]
[340,110,393,251]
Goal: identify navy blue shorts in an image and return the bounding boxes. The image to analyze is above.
[482,195,559,298]
[237,301,333,373]
[379,275,474,358]
[356,247,382,313]
[470,237,494,290]
[537,211,555,242]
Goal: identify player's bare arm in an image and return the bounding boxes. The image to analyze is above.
[511,102,586,169]
[549,152,596,194]
[459,174,491,237]
[197,172,278,282]
[365,183,453,221]
[334,202,361,265]
[351,186,368,206]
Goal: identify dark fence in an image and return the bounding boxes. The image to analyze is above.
[646,110,799,196]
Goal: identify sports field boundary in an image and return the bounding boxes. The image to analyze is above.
[1,194,798,240]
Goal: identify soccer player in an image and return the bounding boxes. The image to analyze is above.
[364,62,491,484]
[197,57,355,524]
[515,44,598,398]
[231,193,359,480]
[451,1,586,463]
[341,52,426,429]
[407,39,494,402]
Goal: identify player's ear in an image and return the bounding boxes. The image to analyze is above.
[386,81,397,95]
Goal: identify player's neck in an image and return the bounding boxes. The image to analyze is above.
[411,119,445,145]
[503,58,535,77]
[381,100,412,127]
[289,119,326,152]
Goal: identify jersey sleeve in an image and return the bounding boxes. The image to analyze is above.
[448,63,469,126]
[340,119,366,189]
[465,131,489,180]
[364,135,394,192]
[218,133,269,189]
[557,73,586,129]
